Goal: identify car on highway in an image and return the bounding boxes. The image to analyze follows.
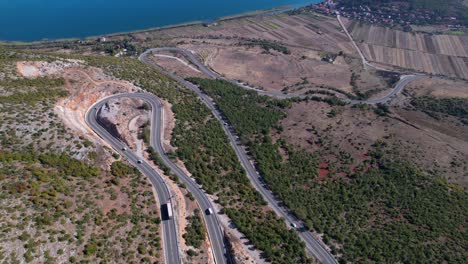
[122,147,127,151]
[205,208,214,215]
[291,223,298,229]
[137,160,143,164]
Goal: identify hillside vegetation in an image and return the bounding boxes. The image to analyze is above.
[0,49,164,263]
[189,78,468,263]
[183,209,206,249]
[410,96,468,123]
[0,152,162,263]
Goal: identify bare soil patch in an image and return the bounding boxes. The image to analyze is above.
[404,77,468,98]
[101,97,149,151]
[179,43,354,95]
[151,53,206,79]
[161,99,178,153]
[17,60,83,78]
[54,68,138,151]
[279,101,468,187]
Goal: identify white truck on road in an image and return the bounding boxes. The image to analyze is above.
[163,202,173,219]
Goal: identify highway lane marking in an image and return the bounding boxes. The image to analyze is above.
[138,46,431,264]
[86,96,181,264]
[88,93,227,264]
[139,48,342,263]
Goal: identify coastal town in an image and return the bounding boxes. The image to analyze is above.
[310,0,467,31]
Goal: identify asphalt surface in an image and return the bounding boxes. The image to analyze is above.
[86,93,228,264]
[139,47,426,264]
[140,49,339,264]
[347,75,425,105]
[86,95,180,264]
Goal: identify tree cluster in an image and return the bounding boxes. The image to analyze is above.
[183,209,206,249]
[192,77,468,263]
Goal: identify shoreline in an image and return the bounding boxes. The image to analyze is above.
[0,4,309,45]
[96,5,295,39]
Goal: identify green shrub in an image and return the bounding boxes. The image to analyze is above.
[183,209,205,248]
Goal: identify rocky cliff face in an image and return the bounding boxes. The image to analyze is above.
[96,99,129,145]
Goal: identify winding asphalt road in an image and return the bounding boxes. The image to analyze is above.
[136,45,426,264]
[143,47,425,107]
[347,75,425,105]
[140,49,339,264]
[86,93,228,264]
[86,96,180,264]
[86,16,425,264]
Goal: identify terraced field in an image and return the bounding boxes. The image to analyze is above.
[160,13,357,54]
[345,19,468,79]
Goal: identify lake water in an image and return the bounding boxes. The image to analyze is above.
[0,0,318,42]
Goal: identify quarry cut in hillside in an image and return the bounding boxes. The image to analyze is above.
[96,97,150,153]
[97,99,129,145]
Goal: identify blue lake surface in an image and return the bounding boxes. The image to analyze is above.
[0,0,317,42]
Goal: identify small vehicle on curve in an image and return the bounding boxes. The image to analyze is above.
[205,208,214,215]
